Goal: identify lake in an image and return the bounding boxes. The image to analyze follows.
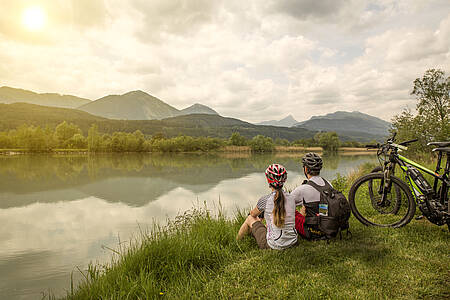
[0,152,377,299]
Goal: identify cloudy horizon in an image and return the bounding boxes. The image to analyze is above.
[0,0,449,123]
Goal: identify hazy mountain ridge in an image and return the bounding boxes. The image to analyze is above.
[0,86,91,108]
[79,91,219,120]
[0,103,317,141]
[295,111,391,141]
[0,87,219,120]
[257,115,298,127]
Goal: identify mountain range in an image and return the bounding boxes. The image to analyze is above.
[256,115,298,127]
[294,111,391,141]
[0,87,218,120]
[0,86,391,141]
[0,103,316,141]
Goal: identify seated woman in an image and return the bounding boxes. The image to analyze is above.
[236,164,299,250]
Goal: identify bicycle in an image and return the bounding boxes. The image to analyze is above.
[348,133,450,229]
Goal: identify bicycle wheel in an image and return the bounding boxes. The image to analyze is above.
[368,166,402,214]
[349,173,416,228]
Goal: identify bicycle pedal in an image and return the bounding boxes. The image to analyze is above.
[415,215,424,220]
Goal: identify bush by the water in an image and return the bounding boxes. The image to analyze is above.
[249,135,275,152]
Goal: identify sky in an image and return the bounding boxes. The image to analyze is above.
[0,0,449,123]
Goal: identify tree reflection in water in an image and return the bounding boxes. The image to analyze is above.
[0,153,377,208]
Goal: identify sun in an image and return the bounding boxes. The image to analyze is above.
[22,6,46,31]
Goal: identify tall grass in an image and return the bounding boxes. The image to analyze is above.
[63,211,449,299]
[60,160,449,299]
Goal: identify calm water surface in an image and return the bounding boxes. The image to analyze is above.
[0,153,377,299]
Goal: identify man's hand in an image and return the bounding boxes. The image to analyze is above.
[299,206,306,216]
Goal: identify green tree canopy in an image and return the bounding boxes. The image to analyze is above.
[229,132,248,146]
[393,69,449,151]
[55,121,82,147]
[412,69,449,126]
[315,132,340,152]
[249,135,274,152]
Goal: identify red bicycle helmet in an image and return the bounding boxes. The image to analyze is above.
[265,164,287,189]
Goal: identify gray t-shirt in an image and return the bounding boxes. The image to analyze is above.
[256,191,298,250]
[289,176,332,206]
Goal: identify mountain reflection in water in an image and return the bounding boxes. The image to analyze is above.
[0,153,372,208]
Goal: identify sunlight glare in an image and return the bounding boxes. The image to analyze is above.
[22,6,46,31]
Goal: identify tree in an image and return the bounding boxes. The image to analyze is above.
[274,138,290,146]
[88,124,101,152]
[229,132,247,146]
[391,109,426,152]
[67,133,87,149]
[315,132,340,152]
[133,130,145,151]
[55,121,82,147]
[249,135,274,152]
[392,69,449,151]
[411,69,449,141]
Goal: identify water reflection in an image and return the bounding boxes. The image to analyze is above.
[0,153,372,208]
[0,153,376,299]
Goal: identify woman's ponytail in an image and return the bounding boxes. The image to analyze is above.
[272,188,286,227]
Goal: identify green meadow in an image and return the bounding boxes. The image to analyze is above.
[59,162,449,300]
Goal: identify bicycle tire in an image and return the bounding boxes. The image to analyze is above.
[368,166,402,214]
[349,173,416,228]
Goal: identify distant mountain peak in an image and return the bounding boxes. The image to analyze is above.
[280,115,296,122]
[124,90,149,96]
[191,103,207,107]
[180,103,218,115]
[256,115,298,127]
[294,110,391,142]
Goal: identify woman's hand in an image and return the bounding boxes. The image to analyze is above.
[249,207,261,218]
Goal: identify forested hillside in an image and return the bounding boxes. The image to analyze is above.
[0,103,317,141]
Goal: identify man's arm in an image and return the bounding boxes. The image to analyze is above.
[290,186,304,206]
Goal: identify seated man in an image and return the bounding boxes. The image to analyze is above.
[290,152,332,239]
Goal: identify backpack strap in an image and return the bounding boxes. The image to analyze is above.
[305,177,332,193]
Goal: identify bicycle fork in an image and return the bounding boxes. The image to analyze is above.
[377,166,393,207]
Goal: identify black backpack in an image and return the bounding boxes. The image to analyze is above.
[303,179,351,240]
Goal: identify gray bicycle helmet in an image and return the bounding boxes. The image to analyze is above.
[301,152,323,171]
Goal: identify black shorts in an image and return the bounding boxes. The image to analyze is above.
[251,221,270,249]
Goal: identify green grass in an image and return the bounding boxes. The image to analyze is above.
[61,209,449,299]
[57,160,449,300]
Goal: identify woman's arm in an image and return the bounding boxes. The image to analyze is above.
[249,207,261,218]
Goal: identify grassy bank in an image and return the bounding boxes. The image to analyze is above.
[59,163,449,300]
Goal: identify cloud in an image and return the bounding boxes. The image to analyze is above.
[131,0,223,41]
[0,0,449,123]
[270,0,351,20]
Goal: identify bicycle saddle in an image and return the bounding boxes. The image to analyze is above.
[428,141,450,147]
[432,147,450,153]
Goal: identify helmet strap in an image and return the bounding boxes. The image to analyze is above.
[303,166,311,179]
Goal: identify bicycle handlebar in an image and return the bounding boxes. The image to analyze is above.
[399,139,418,146]
[367,134,417,151]
[365,144,379,149]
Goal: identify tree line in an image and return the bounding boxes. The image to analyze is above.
[0,121,361,153]
[392,68,449,153]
